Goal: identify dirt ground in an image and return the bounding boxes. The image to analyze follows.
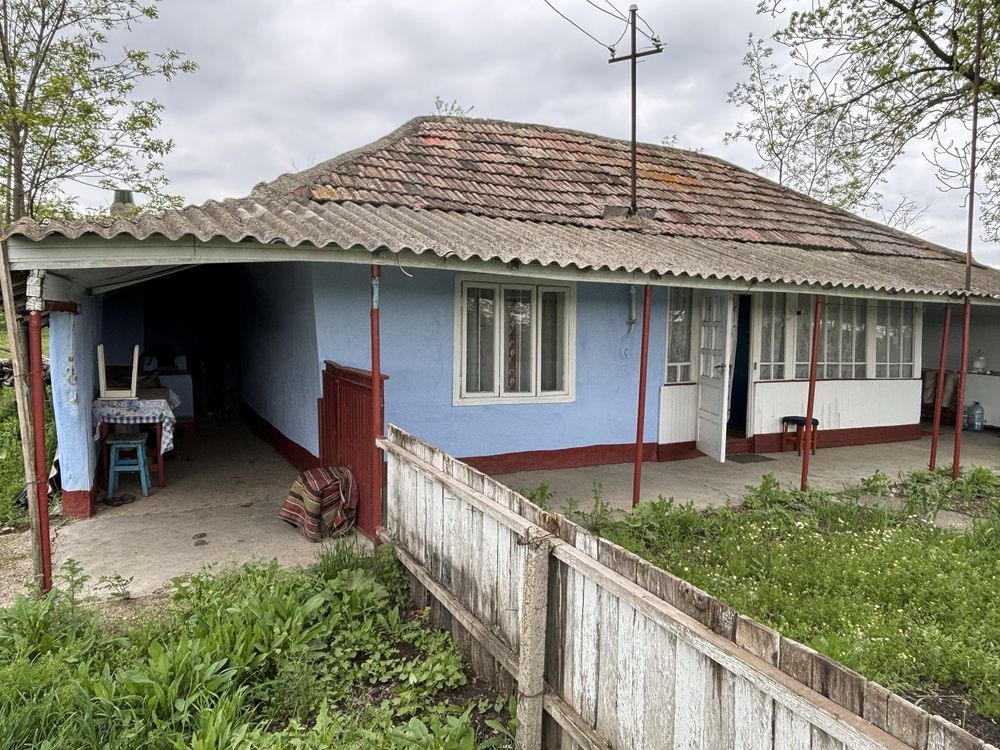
[0,529,35,606]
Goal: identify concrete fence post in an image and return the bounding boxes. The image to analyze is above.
[516,530,551,750]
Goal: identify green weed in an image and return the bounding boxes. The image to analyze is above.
[0,552,513,749]
[600,472,1000,720]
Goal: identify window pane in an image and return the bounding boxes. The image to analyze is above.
[761,303,772,364]
[667,288,692,367]
[503,288,533,393]
[540,290,566,392]
[901,302,914,366]
[760,364,771,380]
[465,286,495,393]
[774,364,784,379]
[796,297,811,367]
[876,301,888,364]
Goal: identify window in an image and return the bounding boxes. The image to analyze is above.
[758,293,786,380]
[762,294,917,381]
[791,295,867,379]
[666,288,693,383]
[456,279,574,403]
[875,300,915,378]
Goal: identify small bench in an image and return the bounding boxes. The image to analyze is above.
[780,416,819,456]
[106,432,151,497]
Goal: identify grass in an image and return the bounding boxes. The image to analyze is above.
[0,384,56,528]
[566,468,1000,722]
[0,546,517,749]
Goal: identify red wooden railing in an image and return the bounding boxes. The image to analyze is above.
[318,361,387,540]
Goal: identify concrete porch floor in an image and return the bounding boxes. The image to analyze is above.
[54,419,361,598]
[494,429,1000,512]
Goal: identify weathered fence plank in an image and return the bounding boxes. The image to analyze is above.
[380,426,983,750]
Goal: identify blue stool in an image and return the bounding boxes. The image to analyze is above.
[781,416,819,456]
[107,432,151,497]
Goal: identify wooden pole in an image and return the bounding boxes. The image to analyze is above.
[952,299,971,480]
[631,283,652,507]
[370,264,384,532]
[928,303,952,470]
[953,3,984,481]
[0,240,44,593]
[28,310,51,591]
[800,295,824,492]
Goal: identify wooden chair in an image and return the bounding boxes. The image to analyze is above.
[780,416,819,456]
[97,344,139,399]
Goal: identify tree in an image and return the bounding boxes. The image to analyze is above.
[433,97,474,117]
[0,0,196,225]
[727,1,999,236]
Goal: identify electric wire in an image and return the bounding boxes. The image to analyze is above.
[586,0,626,21]
[542,0,609,49]
[597,0,659,43]
[542,0,660,53]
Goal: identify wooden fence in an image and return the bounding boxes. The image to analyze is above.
[378,425,990,750]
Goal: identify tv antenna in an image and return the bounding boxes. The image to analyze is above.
[609,4,662,216]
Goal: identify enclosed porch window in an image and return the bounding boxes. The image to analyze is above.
[757,294,919,381]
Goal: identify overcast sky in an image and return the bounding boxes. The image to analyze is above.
[93,0,999,266]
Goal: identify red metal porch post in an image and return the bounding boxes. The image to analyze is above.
[800,295,824,492]
[928,303,952,470]
[28,310,52,592]
[631,284,652,507]
[370,264,384,532]
[952,299,971,479]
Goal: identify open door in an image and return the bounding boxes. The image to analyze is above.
[696,291,734,462]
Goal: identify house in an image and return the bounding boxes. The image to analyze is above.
[5,116,1000,535]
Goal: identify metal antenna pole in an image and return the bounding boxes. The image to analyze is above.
[609,4,662,216]
[629,4,637,214]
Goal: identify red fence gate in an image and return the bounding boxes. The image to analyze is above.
[318,361,387,540]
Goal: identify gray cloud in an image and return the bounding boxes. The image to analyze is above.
[83,0,999,266]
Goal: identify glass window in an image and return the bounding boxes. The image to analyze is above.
[503,288,533,394]
[758,293,786,380]
[458,280,573,401]
[464,285,495,394]
[666,288,693,383]
[794,295,867,379]
[875,300,915,378]
[539,288,567,392]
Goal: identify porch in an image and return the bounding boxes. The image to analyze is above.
[494,428,1000,512]
[53,419,361,598]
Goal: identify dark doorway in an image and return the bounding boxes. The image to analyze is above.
[728,295,752,437]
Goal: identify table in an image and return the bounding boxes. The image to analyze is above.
[94,388,180,490]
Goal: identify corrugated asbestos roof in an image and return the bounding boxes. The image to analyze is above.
[7,116,1000,299]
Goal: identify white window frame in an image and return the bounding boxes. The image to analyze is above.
[453,275,576,405]
[665,286,696,384]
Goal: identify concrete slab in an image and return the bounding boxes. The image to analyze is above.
[54,420,366,598]
[495,429,1000,512]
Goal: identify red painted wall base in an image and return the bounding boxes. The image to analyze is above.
[462,423,923,475]
[61,487,96,519]
[242,404,321,473]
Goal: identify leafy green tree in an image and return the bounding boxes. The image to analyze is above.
[728,1,999,236]
[0,0,196,225]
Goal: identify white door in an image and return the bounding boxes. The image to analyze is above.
[696,291,734,462]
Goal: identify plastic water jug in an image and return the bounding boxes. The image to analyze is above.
[969,401,986,432]
[973,349,987,373]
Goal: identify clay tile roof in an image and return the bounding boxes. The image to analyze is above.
[7,115,1000,299]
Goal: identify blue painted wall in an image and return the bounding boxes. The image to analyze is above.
[49,261,667,492]
[240,263,322,455]
[312,264,666,458]
[49,295,103,492]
